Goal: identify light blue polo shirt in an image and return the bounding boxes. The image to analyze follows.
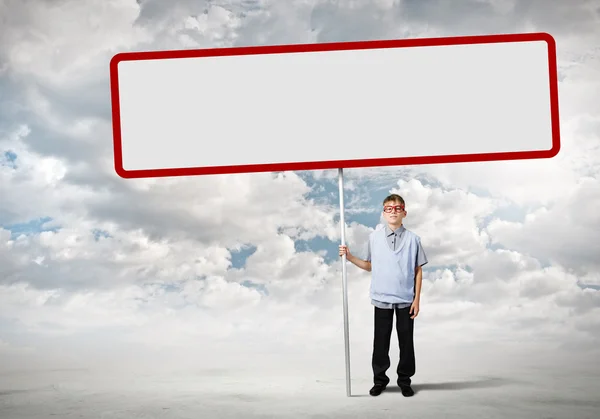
[365,224,428,309]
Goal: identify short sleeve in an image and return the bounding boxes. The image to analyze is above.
[416,238,428,267]
[364,239,371,262]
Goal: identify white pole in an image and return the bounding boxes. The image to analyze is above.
[338,167,351,397]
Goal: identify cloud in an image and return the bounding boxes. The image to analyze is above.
[0,1,598,403]
[0,0,148,88]
[486,176,600,277]
[389,178,497,267]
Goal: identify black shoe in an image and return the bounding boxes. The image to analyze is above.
[399,385,414,397]
[369,384,386,396]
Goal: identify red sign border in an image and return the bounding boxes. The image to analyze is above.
[109,32,560,179]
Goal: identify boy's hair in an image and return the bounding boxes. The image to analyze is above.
[383,194,405,206]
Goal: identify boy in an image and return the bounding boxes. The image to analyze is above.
[339,194,428,397]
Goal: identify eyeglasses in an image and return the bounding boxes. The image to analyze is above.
[383,205,405,213]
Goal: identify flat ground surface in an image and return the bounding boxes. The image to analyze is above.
[1,367,599,419]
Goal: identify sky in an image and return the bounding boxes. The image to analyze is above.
[0,0,600,415]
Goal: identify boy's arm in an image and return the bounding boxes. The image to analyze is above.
[410,265,422,319]
[339,244,372,272]
[414,265,423,303]
[411,238,428,319]
[347,252,372,272]
[414,238,428,302]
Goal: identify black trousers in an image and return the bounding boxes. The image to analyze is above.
[372,306,415,387]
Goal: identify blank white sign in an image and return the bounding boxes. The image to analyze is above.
[110,33,560,178]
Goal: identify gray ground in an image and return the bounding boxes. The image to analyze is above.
[1,365,599,419]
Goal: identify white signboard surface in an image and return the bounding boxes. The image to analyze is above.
[110,33,560,178]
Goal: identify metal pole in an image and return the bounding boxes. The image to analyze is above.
[338,167,351,397]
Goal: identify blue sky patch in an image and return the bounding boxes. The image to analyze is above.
[295,236,338,263]
[578,282,600,291]
[467,185,493,198]
[161,283,182,293]
[424,263,473,273]
[2,150,17,169]
[92,229,112,241]
[4,150,17,162]
[487,204,529,224]
[2,216,58,238]
[230,244,257,269]
[241,280,269,296]
[298,171,339,205]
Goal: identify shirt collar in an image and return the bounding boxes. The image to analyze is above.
[385,224,404,236]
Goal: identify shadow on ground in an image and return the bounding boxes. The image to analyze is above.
[350,377,512,397]
[393,377,511,394]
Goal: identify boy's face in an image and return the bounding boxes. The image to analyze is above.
[382,200,406,224]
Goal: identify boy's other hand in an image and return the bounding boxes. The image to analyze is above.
[339,245,352,259]
[410,301,420,319]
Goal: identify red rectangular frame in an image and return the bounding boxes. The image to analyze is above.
[109,32,560,179]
